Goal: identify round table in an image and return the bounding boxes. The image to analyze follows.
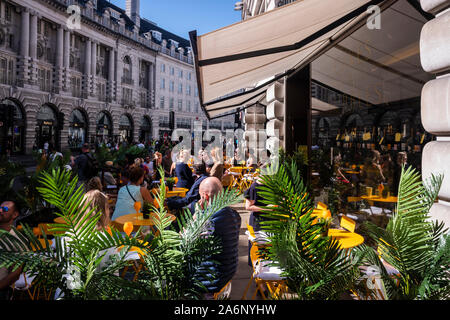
[328,229,364,249]
[361,195,398,203]
[113,213,176,233]
[53,217,66,224]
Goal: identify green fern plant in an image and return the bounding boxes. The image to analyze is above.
[0,165,241,300]
[257,161,364,300]
[353,166,450,300]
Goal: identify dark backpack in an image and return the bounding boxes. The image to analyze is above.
[84,153,100,180]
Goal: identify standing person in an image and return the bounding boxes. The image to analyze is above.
[0,201,23,300]
[244,173,267,266]
[153,152,163,181]
[43,141,49,155]
[162,150,173,177]
[112,166,153,221]
[71,143,98,185]
[143,155,154,179]
[381,154,395,193]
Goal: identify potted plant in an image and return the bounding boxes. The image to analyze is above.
[142,201,152,219]
[166,177,176,191]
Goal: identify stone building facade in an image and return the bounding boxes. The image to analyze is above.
[0,0,233,156]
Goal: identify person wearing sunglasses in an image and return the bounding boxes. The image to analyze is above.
[0,201,23,300]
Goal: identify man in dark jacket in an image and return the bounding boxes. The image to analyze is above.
[166,163,209,211]
[193,177,241,297]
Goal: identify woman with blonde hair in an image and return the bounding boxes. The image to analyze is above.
[83,189,111,231]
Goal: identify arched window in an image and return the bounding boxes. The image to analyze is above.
[119,114,133,143]
[96,111,113,144]
[35,104,59,150]
[122,55,132,84]
[68,109,88,149]
[139,116,152,143]
[1,99,25,154]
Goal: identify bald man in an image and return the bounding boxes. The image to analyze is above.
[194,177,241,296]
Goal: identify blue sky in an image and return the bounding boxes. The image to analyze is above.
[109,0,242,40]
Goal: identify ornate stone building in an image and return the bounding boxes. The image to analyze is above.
[0,0,232,155]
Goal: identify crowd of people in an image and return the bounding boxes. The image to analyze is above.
[1,137,263,300]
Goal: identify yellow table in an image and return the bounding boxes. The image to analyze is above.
[328,229,364,250]
[361,195,398,203]
[53,217,66,224]
[113,212,176,233]
[345,171,360,174]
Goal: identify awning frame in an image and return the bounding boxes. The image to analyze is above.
[189,0,397,120]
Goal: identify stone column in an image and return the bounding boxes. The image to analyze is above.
[29,14,37,59]
[63,29,71,92]
[420,0,450,228]
[91,41,97,96]
[108,48,116,101]
[28,13,38,86]
[55,26,64,91]
[84,39,92,97]
[19,8,30,85]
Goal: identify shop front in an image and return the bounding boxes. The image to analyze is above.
[139,116,152,143]
[35,104,59,151]
[0,99,25,155]
[96,111,113,145]
[119,114,133,144]
[68,109,88,150]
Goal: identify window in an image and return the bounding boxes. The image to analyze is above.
[178,69,183,78]
[71,76,82,97]
[186,101,191,112]
[122,88,133,103]
[187,72,192,81]
[160,96,165,109]
[178,83,183,94]
[97,82,107,101]
[186,85,191,96]
[110,9,121,20]
[0,56,14,85]
[170,66,174,76]
[194,102,199,113]
[151,30,162,42]
[177,99,182,111]
[169,97,174,110]
[160,78,165,90]
[169,80,174,92]
[160,63,165,73]
[122,56,132,84]
[38,68,52,92]
[195,88,199,97]
[5,4,12,22]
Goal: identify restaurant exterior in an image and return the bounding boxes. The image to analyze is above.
[189,0,450,227]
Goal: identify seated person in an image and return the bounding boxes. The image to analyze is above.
[175,150,194,190]
[166,163,209,211]
[361,150,385,190]
[0,201,23,300]
[85,176,103,193]
[192,177,241,295]
[112,166,153,221]
[83,190,111,231]
[209,147,224,181]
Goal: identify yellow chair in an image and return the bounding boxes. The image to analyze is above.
[242,244,287,300]
[340,216,356,233]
